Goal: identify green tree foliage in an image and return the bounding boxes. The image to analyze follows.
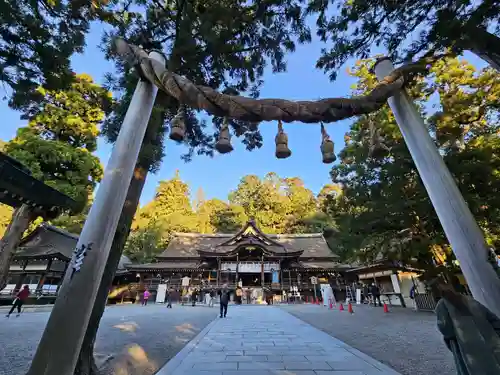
[102,0,312,161]
[4,74,111,209]
[229,172,328,233]
[124,223,165,263]
[129,171,198,259]
[0,0,110,109]
[326,57,500,279]
[196,194,248,234]
[126,171,332,261]
[229,173,290,233]
[0,204,13,238]
[50,203,91,234]
[308,0,500,80]
[133,171,195,229]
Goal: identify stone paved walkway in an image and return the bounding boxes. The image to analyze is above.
[157,306,402,375]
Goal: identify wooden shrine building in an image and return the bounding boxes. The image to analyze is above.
[127,220,350,301]
[1,223,132,304]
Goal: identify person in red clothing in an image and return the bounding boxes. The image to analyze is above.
[6,285,30,317]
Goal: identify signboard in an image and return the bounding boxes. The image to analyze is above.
[156,284,167,303]
[238,262,261,273]
[358,270,393,280]
[310,276,318,285]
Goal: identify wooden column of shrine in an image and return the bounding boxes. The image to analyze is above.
[260,255,264,286]
[216,258,220,287]
[235,253,239,286]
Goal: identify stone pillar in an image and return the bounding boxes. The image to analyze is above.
[374,58,500,318]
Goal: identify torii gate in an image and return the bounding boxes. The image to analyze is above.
[27,40,500,375]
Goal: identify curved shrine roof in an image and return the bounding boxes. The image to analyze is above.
[157,232,337,260]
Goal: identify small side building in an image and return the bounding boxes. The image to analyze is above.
[1,223,132,304]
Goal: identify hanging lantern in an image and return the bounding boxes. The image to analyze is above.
[275,120,292,159]
[215,118,233,154]
[320,123,336,164]
[169,106,186,141]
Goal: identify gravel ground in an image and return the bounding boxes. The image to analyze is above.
[281,304,455,375]
[0,304,218,375]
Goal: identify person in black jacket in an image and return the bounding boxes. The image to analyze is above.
[191,288,198,307]
[370,283,382,307]
[218,285,231,318]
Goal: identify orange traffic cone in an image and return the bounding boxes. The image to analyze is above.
[316,297,320,305]
[348,303,354,314]
[329,300,333,309]
[383,303,389,313]
[339,303,344,311]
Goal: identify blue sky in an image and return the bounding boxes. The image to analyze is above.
[0,20,485,207]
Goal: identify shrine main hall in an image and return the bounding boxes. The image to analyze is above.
[128,220,346,300]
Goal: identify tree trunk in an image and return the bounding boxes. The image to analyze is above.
[0,204,35,290]
[74,165,148,375]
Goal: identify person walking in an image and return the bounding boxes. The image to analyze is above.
[6,285,30,318]
[370,283,382,307]
[191,288,198,307]
[218,285,231,318]
[166,288,173,308]
[142,289,150,306]
[409,284,417,310]
[204,289,211,305]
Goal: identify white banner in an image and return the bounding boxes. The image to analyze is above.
[221,262,237,272]
[156,284,167,303]
[239,262,261,273]
[264,262,280,272]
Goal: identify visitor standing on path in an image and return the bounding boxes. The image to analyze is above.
[410,285,417,310]
[6,285,30,318]
[142,289,150,306]
[209,289,215,307]
[218,285,231,318]
[370,283,382,307]
[165,288,172,308]
[191,288,198,307]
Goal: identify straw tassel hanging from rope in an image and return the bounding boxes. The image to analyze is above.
[320,123,336,163]
[368,121,390,157]
[169,105,186,141]
[275,120,292,159]
[215,117,234,154]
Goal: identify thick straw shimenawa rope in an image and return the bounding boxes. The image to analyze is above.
[115,38,429,123]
